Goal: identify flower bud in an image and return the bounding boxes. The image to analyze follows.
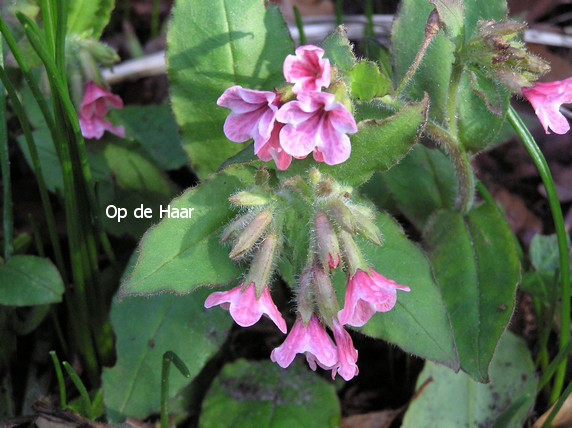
[297,266,315,324]
[349,206,383,246]
[79,37,120,66]
[228,210,272,260]
[463,19,550,92]
[308,168,322,186]
[276,83,296,103]
[229,190,271,207]
[244,233,279,297]
[338,230,368,276]
[221,214,252,243]
[327,199,355,234]
[315,211,340,269]
[312,262,339,325]
[255,167,271,187]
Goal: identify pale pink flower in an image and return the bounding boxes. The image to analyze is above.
[338,268,410,328]
[271,315,338,370]
[255,123,292,170]
[217,85,282,157]
[79,81,125,140]
[275,91,357,165]
[283,45,331,94]
[331,318,359,381]
[522,77,572,134]
[204,283,287,333]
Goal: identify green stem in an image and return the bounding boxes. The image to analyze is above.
[542,380,572,428]
[335,0,343,26]
[293,6,306,45]
[161,351,191,428]
[0,40,12,261]
[151,0,160,38]
[0,65,66,278]
[49,351,67,408]
[447,63,463,137]
[62,361,93,419]
[365,0,374,37]
[508,107,570,402]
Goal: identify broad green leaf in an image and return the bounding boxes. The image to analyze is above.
[102,290,232,422]
[392,0,454,123]
[111,105,189,170]
[381,144,457,230]
[529,233,571,276]
[423,202,521,382]
[350,61,392,102]
[167,0,293,177]
[200,359,340,428]
[363,37,392,79]
[120,165,255,296]
[333,211,459,369]
[403,332,537,428]
[280,97,428,187]
[0,255,64,306]
[392,0,510,151]
[321,26,356,74]
[68,0,114,37]
[429,0,464,42]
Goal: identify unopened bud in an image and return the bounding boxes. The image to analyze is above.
[315,211,340,269]
[312,262,339,324]
[255,167,271,186]
[79,37,120,66]
[228,210,272,260]
[425,10,441,39]
[244,233,279,297]
[229,190,270,207]
[276,83,295,103]
[327,199,355,234]
[297,266,315,324]
[221,214,252,243]
[308,168,322,185]
[349,206,383,246]
[338,230,368,276]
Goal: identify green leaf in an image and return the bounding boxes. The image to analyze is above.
[102,290,232,422]
[68,0,114,37]
[403,332,537,428]
[380,144,457,230]
[349,61,392,101]
[429,0,464,42]
[167,0,293,177]
[0,255,64,306]
[120,165,255,296]
[111,105,189,170]
[200,359,340,428]
[321,26,356,74]
[280,97,428,187]
[333,211,459,369]
[529,233,571,276]
[423,202,521,382]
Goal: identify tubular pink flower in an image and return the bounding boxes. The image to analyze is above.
[204,283,287,333]
[255,123,292,170]
[522,77,572,134]
[79,81,125,140]
[338,268,410,328]
[331,318,359,381]
[271,315,337,371]
[283,45,331,94]
[276,91,357,165]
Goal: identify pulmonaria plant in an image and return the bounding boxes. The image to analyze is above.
[204,168,409,381]
[79,81,125,140]
[217,45,357,170]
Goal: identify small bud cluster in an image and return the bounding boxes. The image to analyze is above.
[462,19,550,92]
[204,167,409,381]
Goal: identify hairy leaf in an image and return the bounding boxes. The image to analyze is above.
[68,0,114,37]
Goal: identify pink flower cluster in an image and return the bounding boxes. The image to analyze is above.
[217,45,357,170]
[522,77,572,135]
[79,82,125,140]
[204,261,408,381]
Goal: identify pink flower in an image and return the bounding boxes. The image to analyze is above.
[255,123,292,170]
[522,77,572,134]
[338,268,410,328]
[283,45,331,94]
[331,318,359,381]
[271,315,338,371]
[204,283,287,333]
[79,81,125,140]
[217,85,284,161]
[275,91,357,165]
